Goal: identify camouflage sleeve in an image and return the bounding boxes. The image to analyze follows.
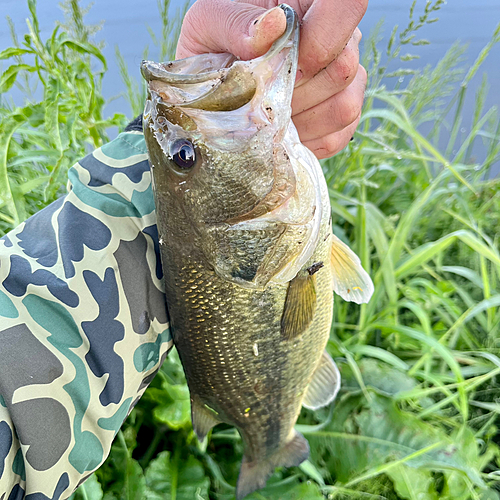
[0,130,172,499]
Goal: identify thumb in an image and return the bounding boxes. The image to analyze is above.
[176,0,287,61]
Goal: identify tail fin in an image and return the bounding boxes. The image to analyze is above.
[236,431,309,500]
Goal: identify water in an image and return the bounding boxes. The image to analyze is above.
[1,0,499,168]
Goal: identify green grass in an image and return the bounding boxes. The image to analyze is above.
[1,0,500,499]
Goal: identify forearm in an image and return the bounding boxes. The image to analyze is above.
[0,130,170,499]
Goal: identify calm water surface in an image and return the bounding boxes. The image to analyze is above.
[1,0,499,166]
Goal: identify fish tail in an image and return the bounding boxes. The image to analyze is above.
[236,431,309,500]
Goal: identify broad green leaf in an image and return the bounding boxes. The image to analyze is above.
[396,234,457,278]
[386,464,438,500]
[366,203,396,303]
[470,400,500,414]
[144,451,210,500]
[153,398,191,430]
[246,477,325,500]
[441,471,474,500]
[71,473,103,500]
[399,300,433,337]
[102,494,119,500]
[339,358,416,396]
[153,378,191,430]
[125,459,146,500]
[306,393,484,487]
[0,47,31,59]
[481,490,500,500]
[299,460,325,486]
[8,150,60,168]
[348,345,410,371]
[0,64,36,94]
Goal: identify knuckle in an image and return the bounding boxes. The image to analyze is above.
[337,99,361,129]
[225,7,255,48]
[313,149,329,160]
[320,63,341,89]
[309,38,333,73]
[335,46,359,83]
[320,134,341,158]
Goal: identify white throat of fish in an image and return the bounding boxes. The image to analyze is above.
[254,129,323,285]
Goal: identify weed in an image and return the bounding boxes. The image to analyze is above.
[1,1,499,499]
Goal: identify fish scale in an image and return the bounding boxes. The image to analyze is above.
[142,5,373,499]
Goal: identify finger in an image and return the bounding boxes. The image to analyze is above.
[176,0,287,60]
[292,29,361,115]
[234,0,277,8]
[303,114,361,160]
[293,65,366,143]
[296,0,368,82]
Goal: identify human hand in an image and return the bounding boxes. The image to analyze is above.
[176,0,368,159]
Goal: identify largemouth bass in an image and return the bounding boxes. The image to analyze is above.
[141,6,373,499]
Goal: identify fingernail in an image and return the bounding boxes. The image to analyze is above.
[249,7,283,38]
[295,69,303,84]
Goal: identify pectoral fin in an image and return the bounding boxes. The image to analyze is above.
[281,273,317,340]
[302,350,341,410]
[191,397,220,442]
[330,234,374,304]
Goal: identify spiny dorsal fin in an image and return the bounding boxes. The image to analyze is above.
[303,350,341,410]
[191,396,220,442]
[236,431,309,500]
[281,273,317,340]
[330,234,374,304]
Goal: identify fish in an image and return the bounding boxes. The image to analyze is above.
[141,5,373,499]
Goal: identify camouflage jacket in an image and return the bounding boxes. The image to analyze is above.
[0,124,172,499]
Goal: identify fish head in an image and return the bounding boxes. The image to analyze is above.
[142,5,324,288]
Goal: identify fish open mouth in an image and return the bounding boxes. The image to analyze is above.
[141,4,298,113]
[141,5,303,223]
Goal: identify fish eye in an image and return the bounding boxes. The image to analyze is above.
[171,139,196,169]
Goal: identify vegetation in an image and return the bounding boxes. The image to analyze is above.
[1,0,499,498]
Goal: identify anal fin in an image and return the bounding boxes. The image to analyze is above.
[236,431,309,500]
[302,350,341,410]
[330,234,374,304]
[191,396,220,442]
[281,273,317,340]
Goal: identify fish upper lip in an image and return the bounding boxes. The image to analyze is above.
[141,60,228,85]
